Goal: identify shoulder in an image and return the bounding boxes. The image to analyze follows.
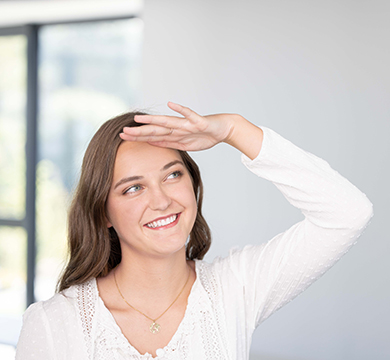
[203,244,268,272]
[17,280,97,359]
[24,278,98,323]
[196,243,268,288]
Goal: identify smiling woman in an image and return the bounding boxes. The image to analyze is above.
[56,111,211,294]
[15,103,373,360]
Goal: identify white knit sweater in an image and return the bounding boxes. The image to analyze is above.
[16,127,373,360]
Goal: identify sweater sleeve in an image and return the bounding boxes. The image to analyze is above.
[16,289,87,360]
[217,127,373,330]
[15,301,56,360]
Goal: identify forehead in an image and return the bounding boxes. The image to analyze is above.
[113,141,182,176]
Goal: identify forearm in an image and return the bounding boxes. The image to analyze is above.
[242,127,373,230]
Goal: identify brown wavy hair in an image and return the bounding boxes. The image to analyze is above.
[57,112,211,292]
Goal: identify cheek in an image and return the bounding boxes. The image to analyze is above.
[106,197,141,231]
[190,193,197,215]
[184,187,198,224]
[105,198,114,228]
[172,181,197,223]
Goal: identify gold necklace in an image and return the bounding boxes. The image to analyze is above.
[114,267,191,334]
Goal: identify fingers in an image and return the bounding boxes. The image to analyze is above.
[120,132,174,143]
[120,125,180,144]
[133,114,184,130]
[167,102,202,123]
[120,102,205,149]
[133,102,202,128]
[122,125,173,137]
[119,130,186,150]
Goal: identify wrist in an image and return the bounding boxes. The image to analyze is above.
[223,114,245,145]
[224,115,263,160]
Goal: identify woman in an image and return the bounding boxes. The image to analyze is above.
[16,102,373,359]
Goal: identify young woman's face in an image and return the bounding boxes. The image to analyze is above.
[106,141,197,260]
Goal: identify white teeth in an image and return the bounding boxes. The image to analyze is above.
[146,215,177,228]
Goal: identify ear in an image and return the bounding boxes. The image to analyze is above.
[106,217,113,228]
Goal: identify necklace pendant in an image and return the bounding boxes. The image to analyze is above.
[150,321,161,334]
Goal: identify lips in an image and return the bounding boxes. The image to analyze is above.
[145,213,180,229]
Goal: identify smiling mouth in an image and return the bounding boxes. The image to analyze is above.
[145,214,179,229]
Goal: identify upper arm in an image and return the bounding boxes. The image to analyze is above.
[219,204,372,331]
[16,302,56,360]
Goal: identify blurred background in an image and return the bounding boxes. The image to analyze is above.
[0,1,388,359]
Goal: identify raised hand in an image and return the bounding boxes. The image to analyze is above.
[120,102,237,152]
[120,102,263,159]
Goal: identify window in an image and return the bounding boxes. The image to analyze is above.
[0,17,142,355]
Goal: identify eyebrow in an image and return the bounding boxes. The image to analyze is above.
[113,160,184,190]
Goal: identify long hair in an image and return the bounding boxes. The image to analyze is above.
[57,112,211,292]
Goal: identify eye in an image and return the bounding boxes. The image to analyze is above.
[124,184,143,194]
[166,170,183,180]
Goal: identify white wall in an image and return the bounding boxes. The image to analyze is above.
[142,1,389,359]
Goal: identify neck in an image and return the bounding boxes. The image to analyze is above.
[114,248,191,299]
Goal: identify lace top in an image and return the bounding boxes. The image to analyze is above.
[15,127,373,360]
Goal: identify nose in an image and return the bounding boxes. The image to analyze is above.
[148,185,172,211]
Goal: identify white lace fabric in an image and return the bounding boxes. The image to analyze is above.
[86,260,231,360]
[15,127,373,360]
